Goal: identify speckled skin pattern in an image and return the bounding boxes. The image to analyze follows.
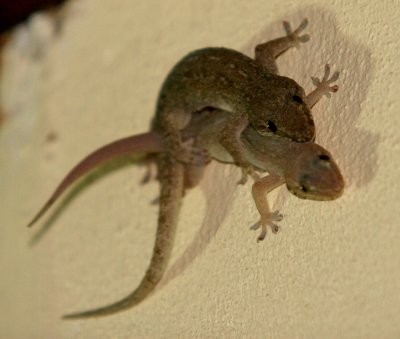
[153,47,314,142]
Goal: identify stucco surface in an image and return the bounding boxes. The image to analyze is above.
[0,0,399,338]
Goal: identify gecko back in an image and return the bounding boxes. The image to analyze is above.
[154,47,314,143]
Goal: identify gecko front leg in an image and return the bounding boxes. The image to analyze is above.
[255,19,310,74]
[218,114,260,184]
[306,64,340,108]
[250,174,285,242]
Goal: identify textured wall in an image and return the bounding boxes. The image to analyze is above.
[1,0,399,338]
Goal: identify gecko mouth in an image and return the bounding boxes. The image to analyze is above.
[287,184,344,201]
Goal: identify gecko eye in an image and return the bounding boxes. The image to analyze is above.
[256,120,278,135]
[292,95,303,103]
[266,120,277,132]
[318,154,330,161]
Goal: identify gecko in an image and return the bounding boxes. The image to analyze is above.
[183,104,343,242]
[154,19,317,181]
[27,64,341,318]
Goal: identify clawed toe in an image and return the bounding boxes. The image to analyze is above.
[311,64,340,98]
[250,221,261,230]
[250,211,283,242]
[271,211,283,221]
[283,18,310,48]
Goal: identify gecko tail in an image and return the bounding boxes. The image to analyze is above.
[63,155,184,319]
[62,281,155,319]
[27,132,164,228]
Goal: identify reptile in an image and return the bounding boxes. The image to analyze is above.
[26,18,342,317]
[155,19,317,181]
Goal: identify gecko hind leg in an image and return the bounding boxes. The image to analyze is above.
[255,18,310,74]
[140,157,158,185]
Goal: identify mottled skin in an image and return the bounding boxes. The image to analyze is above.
[26,21,342,318]
[154,19,313,178]
[154,48,312,139]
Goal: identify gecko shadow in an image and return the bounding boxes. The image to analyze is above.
[159,6,377,288]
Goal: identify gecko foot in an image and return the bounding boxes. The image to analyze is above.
[250,211,283,242]
[171,138,211,166]
[311,64,340,99]
[283,18,310,49]
[140,160,158,185]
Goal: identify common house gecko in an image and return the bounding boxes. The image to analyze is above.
[27,19,343,318]
[182,102,343,242]
[155,19,317,181]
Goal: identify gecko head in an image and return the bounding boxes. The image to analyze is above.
[252,76,315,142]
[285,143,344,201]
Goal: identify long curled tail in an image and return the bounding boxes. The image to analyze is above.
[27,132,164,227]
[63,154,184,319]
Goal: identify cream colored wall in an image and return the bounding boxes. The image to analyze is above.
[1,0,399,338]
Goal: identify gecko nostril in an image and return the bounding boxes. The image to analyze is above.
[300,184,309,192]
[299,174,311,193]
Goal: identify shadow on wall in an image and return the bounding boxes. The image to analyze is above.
[159,5,377,288]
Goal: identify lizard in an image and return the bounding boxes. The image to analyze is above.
[182,106,343,242]
[154,19,318,181]
[27,65,341,318]
[180,65,341,241]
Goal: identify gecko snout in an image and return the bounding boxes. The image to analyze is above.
[288,150,344,201]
